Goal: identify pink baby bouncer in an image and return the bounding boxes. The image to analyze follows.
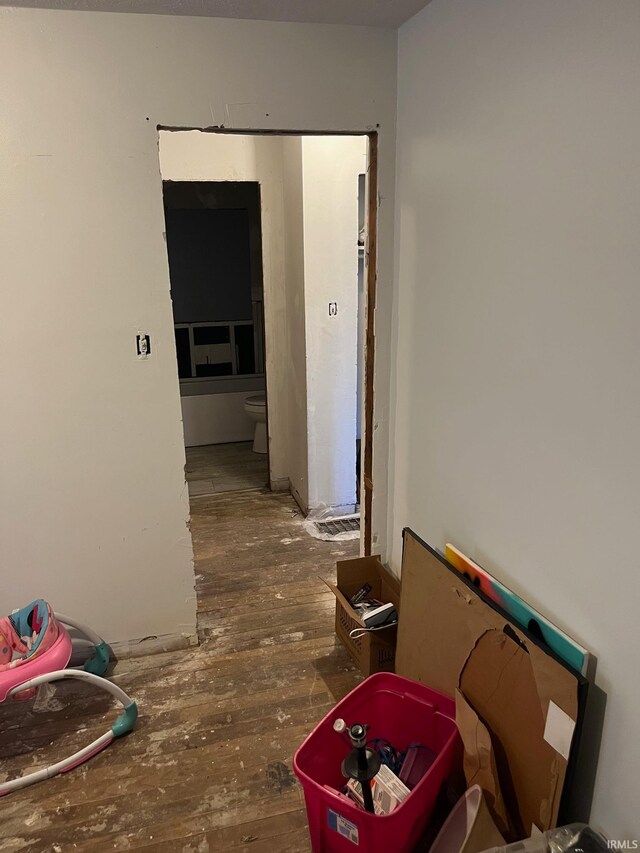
[0,599,137,795]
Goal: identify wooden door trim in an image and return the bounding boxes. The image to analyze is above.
[363,133,378,556]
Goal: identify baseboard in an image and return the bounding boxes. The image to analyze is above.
[290,485,308,516]
[109,631,198,661]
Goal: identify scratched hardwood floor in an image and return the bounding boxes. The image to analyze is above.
[185,442,268,498]
[0,488,361,852]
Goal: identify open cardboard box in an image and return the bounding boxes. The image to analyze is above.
[395,529,588,840]
[323,555,401,677]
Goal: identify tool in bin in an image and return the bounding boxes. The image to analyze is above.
[335,719,381,814]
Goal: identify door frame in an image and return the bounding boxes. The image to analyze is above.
[362,132,377,556]
[159,126,378,555]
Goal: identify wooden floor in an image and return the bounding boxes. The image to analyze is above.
[185,442,269,498]
[0,489,361,852]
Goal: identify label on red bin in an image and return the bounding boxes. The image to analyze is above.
[327,809,359,845]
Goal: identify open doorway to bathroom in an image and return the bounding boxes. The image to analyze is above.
[162,179,269,497]
[158,129,376,550]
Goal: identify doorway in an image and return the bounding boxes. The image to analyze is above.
[162,179,269,497]
[158,129,377,551]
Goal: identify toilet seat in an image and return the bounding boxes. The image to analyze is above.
[244,394,266,410]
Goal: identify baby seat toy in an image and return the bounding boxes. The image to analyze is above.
[0,599,137,795]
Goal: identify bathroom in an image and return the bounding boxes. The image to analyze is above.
[163,177,269,496]
[159,130,368,516]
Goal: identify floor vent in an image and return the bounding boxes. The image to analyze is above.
[314,516,360,536]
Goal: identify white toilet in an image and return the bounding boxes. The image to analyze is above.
[244,393,267,454]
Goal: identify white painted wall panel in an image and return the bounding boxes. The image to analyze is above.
[281,137,309,511]
[180,393,256,447]
[393,0,640,834]
[302,136,366,511]
[0,8,396,641]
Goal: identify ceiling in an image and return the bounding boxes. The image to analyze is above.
[0,0,432,28]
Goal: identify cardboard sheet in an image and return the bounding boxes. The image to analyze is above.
[396,530,584,838]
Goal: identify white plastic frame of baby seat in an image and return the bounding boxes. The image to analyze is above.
[56,612,105,653]
[0,615,137,797]
[1,671,135,795]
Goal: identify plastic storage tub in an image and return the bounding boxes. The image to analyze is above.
[293,672,460,853]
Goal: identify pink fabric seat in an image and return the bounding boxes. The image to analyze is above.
[0,623,72,702]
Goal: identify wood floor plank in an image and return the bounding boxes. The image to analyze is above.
[0,487,361,851]
[185,442,268,498]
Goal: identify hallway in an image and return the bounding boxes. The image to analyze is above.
[0,490,361,852]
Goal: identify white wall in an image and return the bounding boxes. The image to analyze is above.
[180,392,256,447]
[0,8,396,642]
[281,136,309,511]
[301,136,367,511]
[393,0,640,835]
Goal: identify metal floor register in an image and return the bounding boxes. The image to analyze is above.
[314,516,360,536]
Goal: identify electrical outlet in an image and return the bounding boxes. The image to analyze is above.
[136,334,151,358]
[329,302,338,316]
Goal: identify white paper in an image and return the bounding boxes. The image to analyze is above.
[330,811,359,845]
[543,700,576,761]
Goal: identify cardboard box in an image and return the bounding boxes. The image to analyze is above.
[395,529,587,840]
[323,555,401,677]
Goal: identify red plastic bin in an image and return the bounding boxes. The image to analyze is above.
[293,672,460,853]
